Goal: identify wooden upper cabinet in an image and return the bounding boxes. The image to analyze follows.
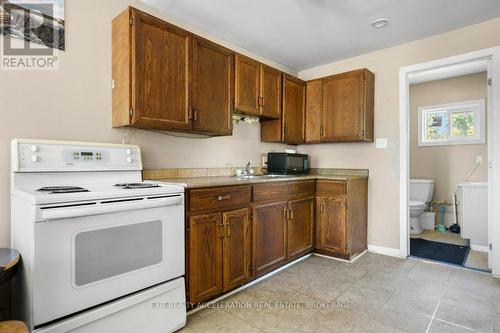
[252,201,288,277]
[305,79,323,143]
[282,75,306,144]
[260,65,282,119]
[235,55,261,116]
[128,8,191,130]
[191,37,234,135]
[188,213,223,304]
[222,208,251,291]
[305,68,374,143]
[112,7,234,136]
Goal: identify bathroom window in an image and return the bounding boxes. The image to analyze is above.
[418,99,485,146]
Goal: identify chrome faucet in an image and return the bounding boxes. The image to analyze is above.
[236,161,254,176]
[244,161,252,175]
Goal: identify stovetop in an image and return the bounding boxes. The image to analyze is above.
[14,181,185,205]
[114,183,161,189]
[37,186,90,194]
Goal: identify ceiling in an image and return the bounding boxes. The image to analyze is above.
[141,0,500,71]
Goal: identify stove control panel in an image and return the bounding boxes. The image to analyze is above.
[12,139,142,172]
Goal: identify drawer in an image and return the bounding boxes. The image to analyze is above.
[288,180,315,199]
[189,185,251,212]
[253,182,288,202]
[316,180,347,196]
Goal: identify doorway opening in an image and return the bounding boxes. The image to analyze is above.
[409,73,489,271]
[399,47,500,276]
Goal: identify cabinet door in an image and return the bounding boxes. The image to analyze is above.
[191,37,234,135]
[252,202,288,276]
[287,197,314,259]
[322,70,364,141]
[282,75,305,144]
[223,208,251,291]
[315,197,347,255]
[235,55,261,116]
[305,79,323,143]
[260,65,282,119]
[132,9,191,130]
[188,213,223,304]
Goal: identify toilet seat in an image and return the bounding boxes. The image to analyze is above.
[409,200,426,209]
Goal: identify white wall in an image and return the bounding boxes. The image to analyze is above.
[0,0,294,247]
[299,18,500,250]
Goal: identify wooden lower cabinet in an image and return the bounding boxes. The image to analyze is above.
[316,196,347,255]
[187,178,368,304]
[188,213,223,304]
[222,208,251,291]
[252,201,288,277]
[314,179,368,260]
[188,208,251,304]
[287,197,314,259]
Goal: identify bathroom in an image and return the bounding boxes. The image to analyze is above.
[408,70,490,271]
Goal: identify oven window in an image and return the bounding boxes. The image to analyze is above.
[74,220,163,286]
[288,156,304,169]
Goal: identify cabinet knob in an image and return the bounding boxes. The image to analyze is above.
[31,155,39,162]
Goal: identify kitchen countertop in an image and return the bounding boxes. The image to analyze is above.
[151,174,368,189]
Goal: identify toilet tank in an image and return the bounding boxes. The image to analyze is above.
[410,179,435,203]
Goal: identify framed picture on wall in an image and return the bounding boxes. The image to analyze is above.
[0,0,65,51]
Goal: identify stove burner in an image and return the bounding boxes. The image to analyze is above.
[37,186,90,194]
[114,183,161,189]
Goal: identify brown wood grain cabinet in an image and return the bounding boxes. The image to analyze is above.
[261,75,306,144]
[187,186,252,304]
[252,201,288,277]
[188,213,223,304]
[260,65,282,119]
[235,55,282,119]
[191,37,234,135]
[235,55,261,116]
[315,178,368,260]
[305,69,374,143]
[187,178,367,304]
[222,208,251,292]
[287,197,314,260]
[112,7,233,136]
[112,8,191,131]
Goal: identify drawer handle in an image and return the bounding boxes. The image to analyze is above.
[217,195,231,201]
[225,224,231,237]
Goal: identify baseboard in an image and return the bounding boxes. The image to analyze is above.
[367,244,405,258]
[470,244,489,253]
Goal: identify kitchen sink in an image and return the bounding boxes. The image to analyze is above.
[234,174,297,180]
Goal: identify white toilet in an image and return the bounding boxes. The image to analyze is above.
[409,179,435,234]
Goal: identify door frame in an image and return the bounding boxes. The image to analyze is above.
[398,46,500,276]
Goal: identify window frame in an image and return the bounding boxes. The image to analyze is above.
[417,99,486,147]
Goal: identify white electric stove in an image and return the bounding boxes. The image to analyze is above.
[10,139,186,333]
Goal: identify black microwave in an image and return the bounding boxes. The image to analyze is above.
[267,153,309,175]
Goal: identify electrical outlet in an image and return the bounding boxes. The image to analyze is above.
[476,156,484,165]
[262,155,268,167]
[375,138,387,149]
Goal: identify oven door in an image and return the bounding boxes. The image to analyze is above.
[33,195,184,326]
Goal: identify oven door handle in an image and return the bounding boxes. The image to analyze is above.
[39,195,183,221]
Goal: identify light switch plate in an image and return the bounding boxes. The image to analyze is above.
[375,138,388,149]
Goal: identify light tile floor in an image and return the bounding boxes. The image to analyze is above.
[411,230,489,271]
[181,253,500,333]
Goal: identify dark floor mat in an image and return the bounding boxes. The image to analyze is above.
[410,238,470,266]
